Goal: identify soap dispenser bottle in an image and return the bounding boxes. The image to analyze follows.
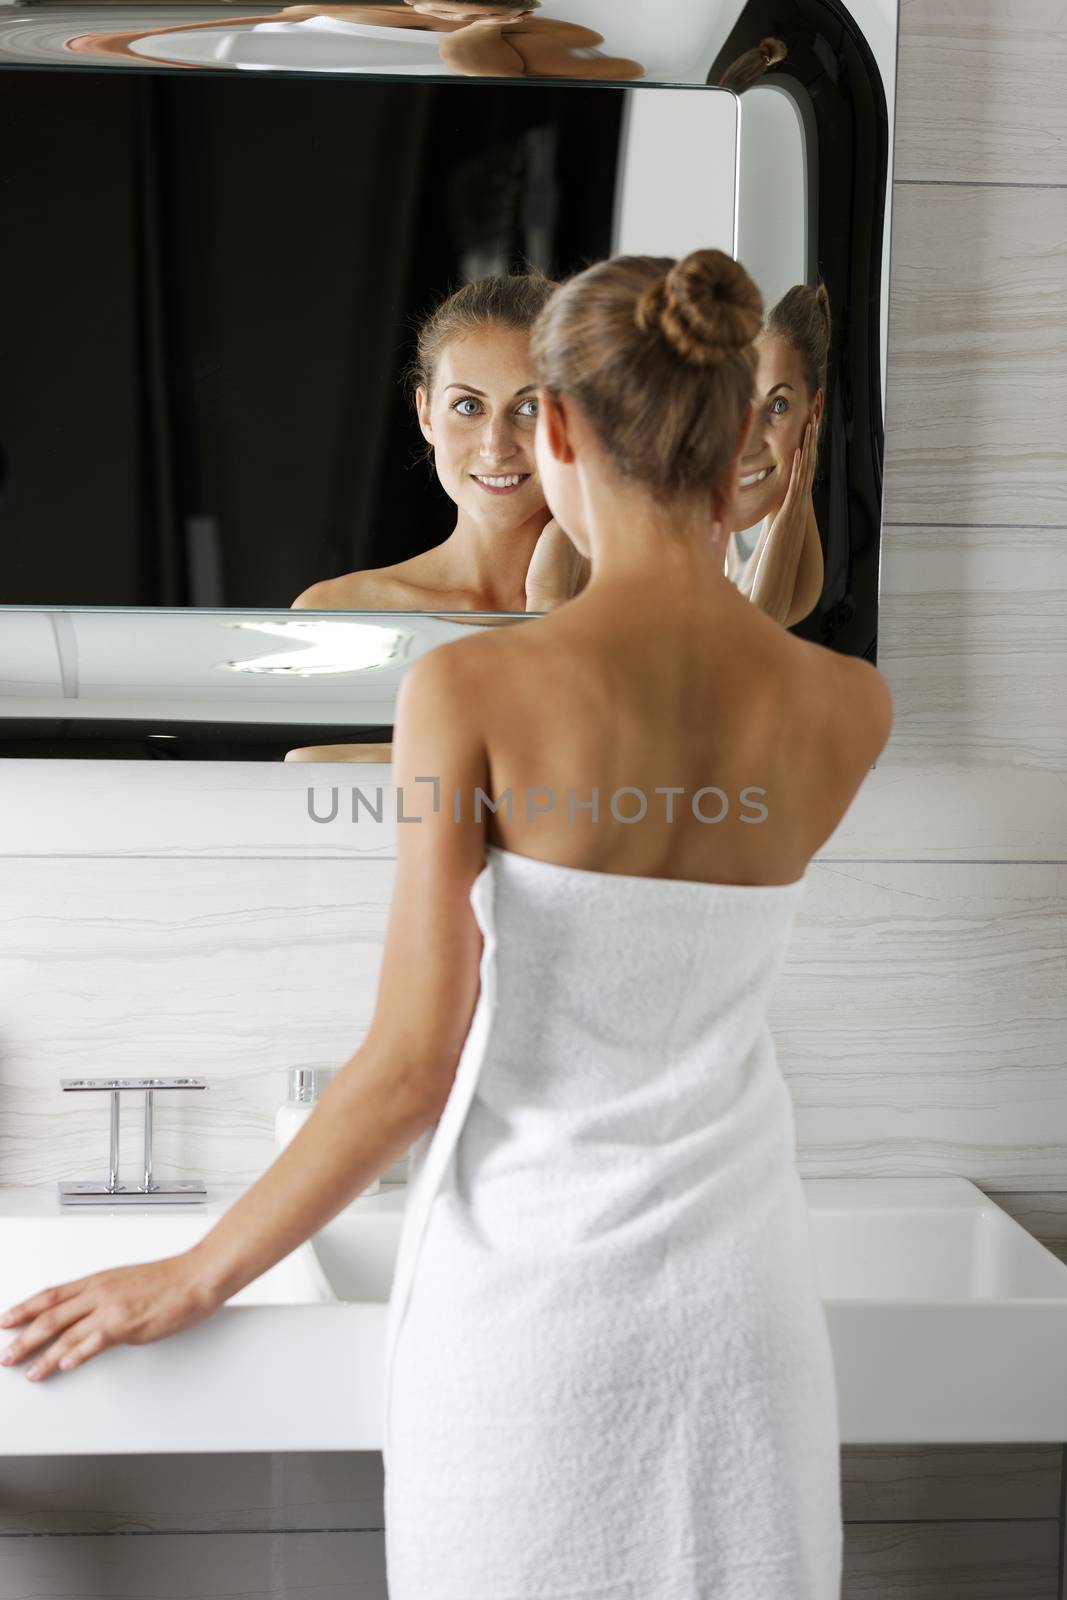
[274,1065,320,1155]
[274,1065,380,1196]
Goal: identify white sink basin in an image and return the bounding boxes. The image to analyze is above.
[806,1177,1067,1443]
[1,1177,1064,1452]
[0,1183,403,1454]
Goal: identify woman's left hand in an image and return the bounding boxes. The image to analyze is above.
[0,1253,219,1382]
[525,518,591,611]
[764,415,821,555]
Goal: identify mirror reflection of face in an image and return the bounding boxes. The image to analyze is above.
[416,324,546,527]
[732,331,817,527]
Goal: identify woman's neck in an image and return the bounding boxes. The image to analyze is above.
[432,504,551,609]
[580,478,732,602]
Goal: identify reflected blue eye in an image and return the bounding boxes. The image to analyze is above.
[517,397,539,417]
[770,396,789,417]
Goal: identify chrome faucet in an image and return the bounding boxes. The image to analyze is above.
[58,1077,208,1205]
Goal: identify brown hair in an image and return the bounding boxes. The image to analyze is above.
[718,36,787,94]
[529,249,763,501]
[764,282,832,398]
[406,269,559,405]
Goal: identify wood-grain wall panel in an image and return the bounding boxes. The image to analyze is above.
[893,0,1067,186]
[883,185,1067,527]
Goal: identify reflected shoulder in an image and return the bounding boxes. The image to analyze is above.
[290,570,396,610]
[289,579,331,610]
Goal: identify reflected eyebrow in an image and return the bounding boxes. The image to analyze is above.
[444,383,538,397]
[766,383,796,395]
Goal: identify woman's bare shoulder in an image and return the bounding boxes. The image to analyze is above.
[787,636,893,770]
[290,567,419,611]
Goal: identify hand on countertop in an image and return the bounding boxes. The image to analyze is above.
[0,1253,219,1382]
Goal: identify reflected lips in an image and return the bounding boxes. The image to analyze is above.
[472,473,530,496]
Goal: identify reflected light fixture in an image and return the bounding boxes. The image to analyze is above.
[219,619,405,676]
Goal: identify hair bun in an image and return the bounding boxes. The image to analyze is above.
[635,249,763,368]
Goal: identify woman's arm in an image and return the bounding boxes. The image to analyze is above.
[439,17,643,80]
[739,521,802,626]
[187,645,490,1304]
[783,503,825,626]
[437,21,525,76]
[508,21,644,80]
[0,648,490,1373]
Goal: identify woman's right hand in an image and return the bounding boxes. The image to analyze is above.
[525,519,590,612]
[0,1253,220,1382]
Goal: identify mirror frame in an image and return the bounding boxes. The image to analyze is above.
[0,0,896,759]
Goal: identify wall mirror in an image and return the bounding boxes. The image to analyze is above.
[0,0,897,759]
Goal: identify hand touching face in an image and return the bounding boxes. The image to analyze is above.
[728,331,823,532]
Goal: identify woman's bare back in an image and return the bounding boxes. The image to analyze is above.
[468,581,890,888]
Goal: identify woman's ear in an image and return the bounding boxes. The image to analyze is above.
[415,384,433,445]
[812,388,825,429]
[540,388,574,465]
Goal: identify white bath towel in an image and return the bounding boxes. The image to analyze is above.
[382,843,841,1599]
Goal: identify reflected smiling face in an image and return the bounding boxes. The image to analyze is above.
[416,325,547,530]
[728,331,822,531]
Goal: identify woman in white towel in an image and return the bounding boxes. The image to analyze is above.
[65,0,645,81]
[0,247,891,1598]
